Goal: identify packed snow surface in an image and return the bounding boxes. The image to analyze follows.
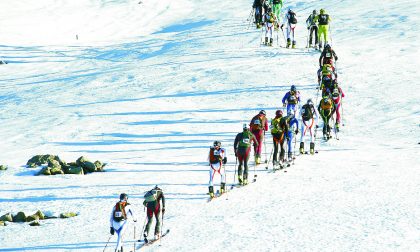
[0,0,419,251]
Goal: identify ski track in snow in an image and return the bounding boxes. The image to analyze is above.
[0,0,419,251]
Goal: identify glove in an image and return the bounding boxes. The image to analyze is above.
[335,56,338,61]
[110,227,115,235]
[286,137,290,142]
[280,24,284,29]
[133,219,137,222]
[283,103,286,107]
[307,27,310,30]
[316,125,319,129]
[295,130,299,135]
[223,157,227,164]
[162,208,166,214]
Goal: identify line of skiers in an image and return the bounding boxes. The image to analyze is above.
[109,186,165,252]
[251,1,334,49]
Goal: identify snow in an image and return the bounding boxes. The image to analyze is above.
[0,0,419,251]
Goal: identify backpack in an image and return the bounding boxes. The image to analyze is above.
[318,14,329,25]
[209,147,223,164]
[113,202,127,222]
[250,116,264,131]
[320,98,333,110]
[238,131,252,148]
[289,11,297,24]
[144,188,160,203]
[301,104,313,121]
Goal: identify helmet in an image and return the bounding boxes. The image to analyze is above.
[290,85,297,92]
[268,7,272,13]
[320,9,325,14]
[275,110,283,117]
[243,123,249,131]
[213,140,221,148]
[259,110,266,116]
[313,10,317,15]
[307,98,313,105]
[325,43,331,49]
[120,193,128,201]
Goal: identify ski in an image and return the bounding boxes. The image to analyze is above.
[137,229,170,249]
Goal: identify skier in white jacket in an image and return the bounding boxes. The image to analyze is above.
[110,193,137,252]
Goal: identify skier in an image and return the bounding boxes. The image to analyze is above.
[313,9,332,49]
[208,140,227,198]
[331,85,345,132]
[280,8,298,48]
[143,186,166,243]
[317,63,337,86]
[270,110,284,165]
[110,193,137,252]
[269,0,283,24]
[299,99,319,154]
[282,85,301,117]
[253,0,267,28]
[249,110,269,164]
[285,111,299,161]
[318,91,336,139]
[277,112,291,164]
[234,124,258,185]
[306,10,318,48]
[262,7,278,46]
[319,44,338,67]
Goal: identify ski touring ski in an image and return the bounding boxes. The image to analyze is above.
[137,229,170,249]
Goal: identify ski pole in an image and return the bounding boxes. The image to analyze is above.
[133,226,136,252]
[341,95,344,126]
[138,211,147,242]
[264,133,268,164]
[260,24,265,46]
[160,209,164,245]
[293,131,297,165]
[329,24,333,46]
[266,145,273,170]
[102,235,112,252]
[223,163,229,200]
[253,161,257,182]
[231,156,237,189]
[247,8,255,29]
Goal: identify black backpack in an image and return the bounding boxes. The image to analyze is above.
[289,11,297,24]
[301,104,313,121]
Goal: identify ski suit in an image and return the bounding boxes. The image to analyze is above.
[270,0,283,22]
[263,12,277,42]
[286,116,299,160]
[278,116,291,162]
[253,0,266,26]
[318,97,336,137]
[314,13,331,48]
[110,201,136,252]
[234,130,258,182]
[282,10,298,47]
[282,90,301,117]
[319,48,338,67]
[270,115,284,164]
[249,114,268,160]
[143,187,165,238]
[208,146,226,187]
[331,86,345,125]
[306,13,318,46]
[300,103,319,143]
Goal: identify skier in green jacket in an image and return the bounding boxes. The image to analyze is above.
[313,9,332,50]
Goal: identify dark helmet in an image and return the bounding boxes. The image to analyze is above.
[243,123,249,131]
[213,140,221,148]
[268,7,272,13]
[313,10,317,15]
[291,85,297,92]
[307,98,313,105]
[259,110,266,116]
[325,44,331,49]
[120,193,128,201]
[275,110,283,117]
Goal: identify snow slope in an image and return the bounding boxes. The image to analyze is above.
[0,0,419,251]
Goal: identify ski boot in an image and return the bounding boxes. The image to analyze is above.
[220,183,226,194]
[154,233,161,240]
[265,37,268,45]
[292,40,296,49]
[318,42,323,51]
[286,38,291,48]
[299,142,304,154]
[143,233,149,244]
[209,186,215,198]
[287,152,293,162]
[243,179,248,185]
[310,142,315,154]
[335,123,340,132]
[255,155,261,164]
[238,175,243,185]
[269,38,273,46]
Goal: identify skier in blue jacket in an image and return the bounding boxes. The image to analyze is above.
[285,111,299,161]
[282,85,301,117]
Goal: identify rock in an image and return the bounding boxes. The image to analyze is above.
[94,161,106,172]
[26,214,39,222]
[0,213,13,222]
[0,165,7,170]
[13,212,26,222]
[34,210,45,220]
[65,166,84,175]
[47,159,61,168]
[76,156,90,166]
[27,155,57,168]
[29,221,40,226]
[38,167,51,176]
[50,167,64,175]
[0,221,6,226]
[83,161,96,173]
[60,212,77,218]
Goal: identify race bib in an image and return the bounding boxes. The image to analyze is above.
[243,138,250,144]
[254,119,260,125]
[114,211,123,218]
[269,125,274,129]
[213,150,220,155]
[326,52,331,57]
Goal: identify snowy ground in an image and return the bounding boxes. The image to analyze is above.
[0,0,419,251]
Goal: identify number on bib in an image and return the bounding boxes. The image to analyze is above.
[115,211,123,218]
[243,138,250,144]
